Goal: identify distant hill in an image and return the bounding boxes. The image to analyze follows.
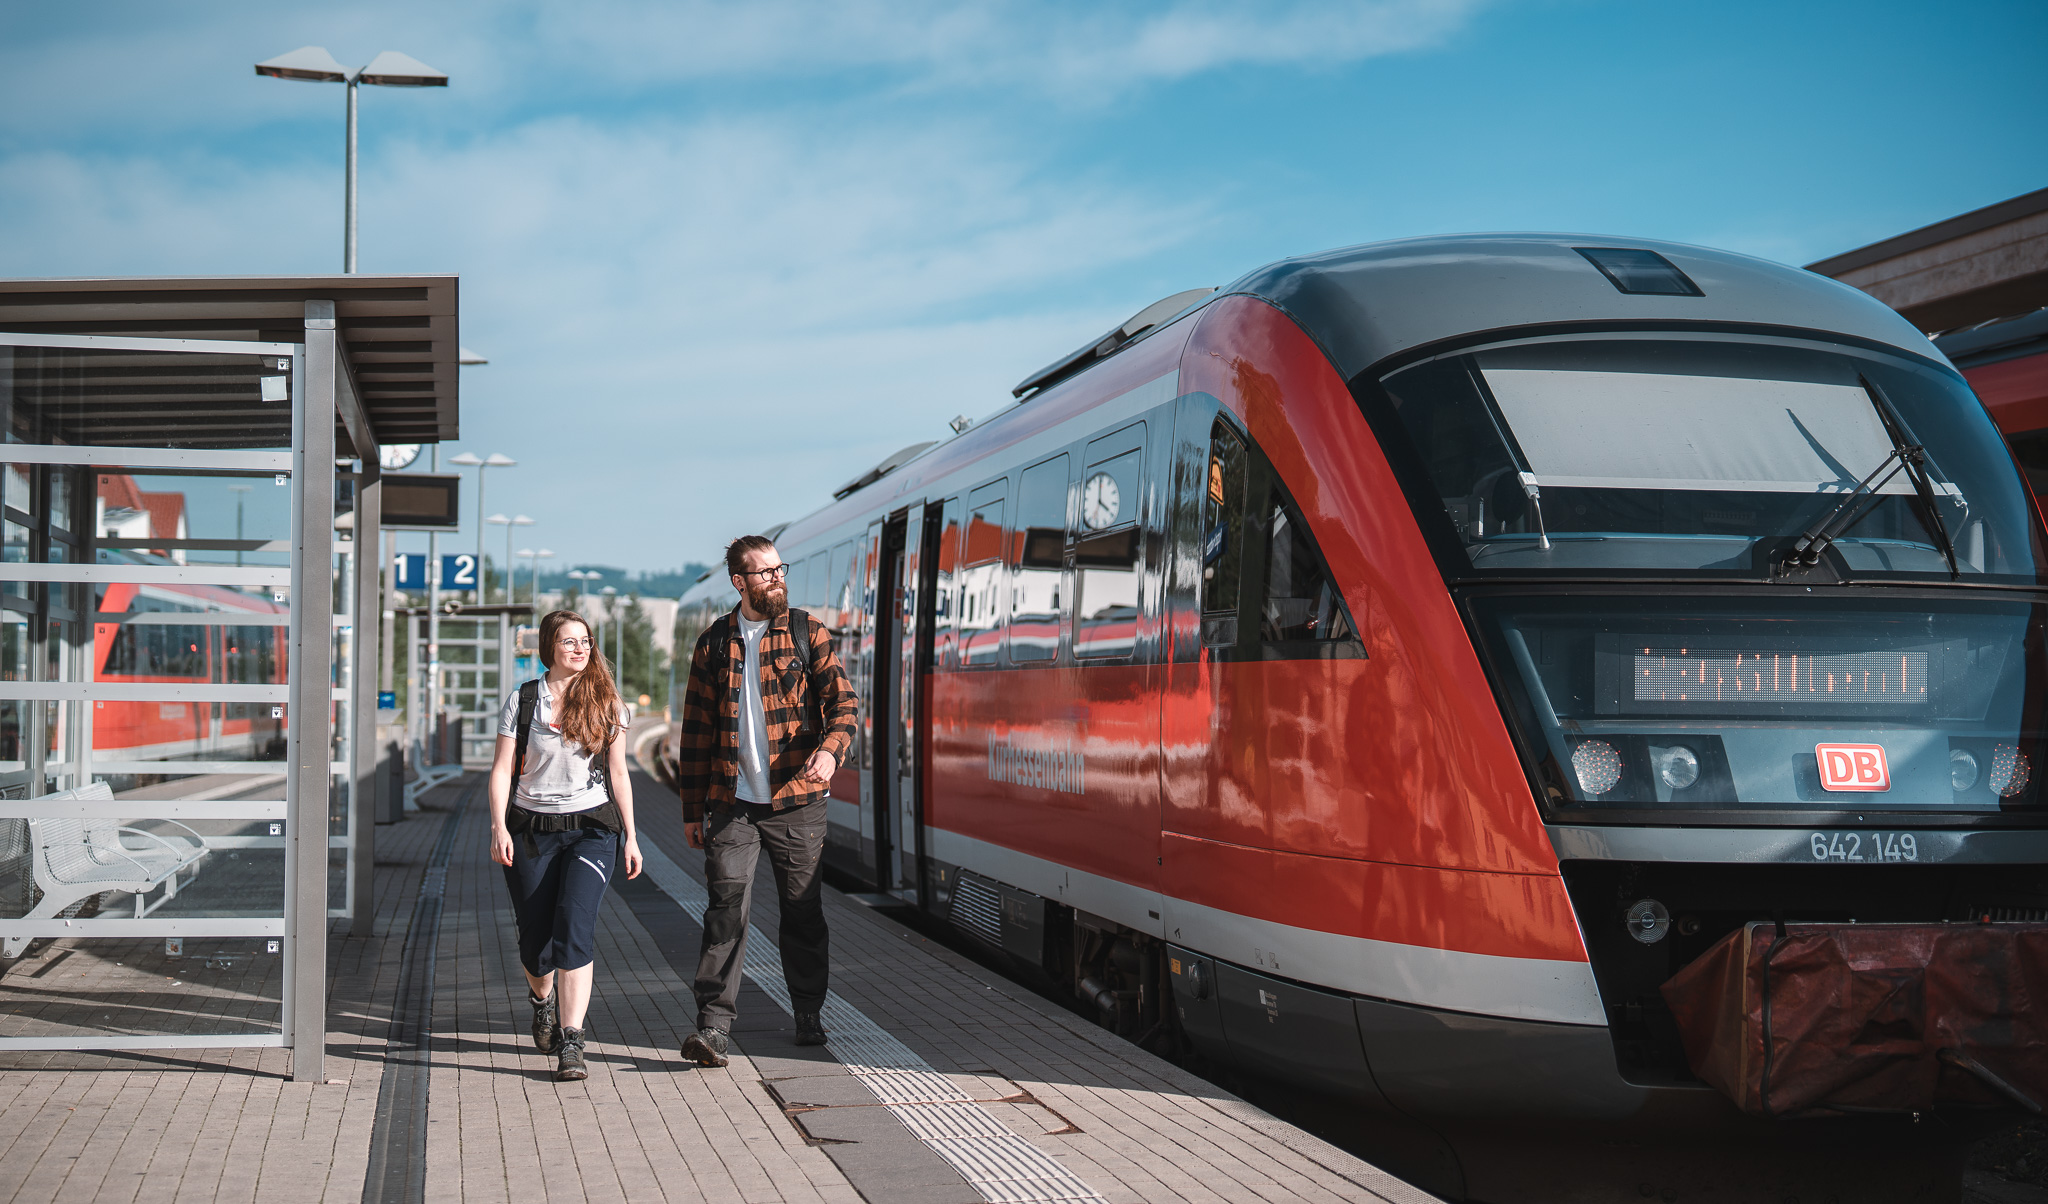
[539,563,715,599]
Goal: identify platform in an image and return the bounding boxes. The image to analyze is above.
[0,771,1433,1204]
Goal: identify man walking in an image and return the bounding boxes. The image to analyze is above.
[676,535,856,1066]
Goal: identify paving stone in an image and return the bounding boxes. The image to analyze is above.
[0,764,1430,1203]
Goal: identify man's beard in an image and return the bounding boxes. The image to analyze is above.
[749,582,788,619]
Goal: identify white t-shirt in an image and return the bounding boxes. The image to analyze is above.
[734,612,771,803]
[497,682,622,814]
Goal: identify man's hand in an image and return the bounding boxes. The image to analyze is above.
[800,748,837,786]
[685,821,704,849]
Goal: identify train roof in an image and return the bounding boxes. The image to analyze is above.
[1220,232,1945,381]
[723,232,1953,554]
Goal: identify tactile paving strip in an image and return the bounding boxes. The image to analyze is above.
[638,842,1105,1203]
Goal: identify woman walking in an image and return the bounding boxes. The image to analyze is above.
[488,609,642,1081]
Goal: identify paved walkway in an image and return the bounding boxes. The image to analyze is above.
[0,772,1432,1204]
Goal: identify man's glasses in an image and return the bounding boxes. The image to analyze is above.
[738,564,789,581]
[557,638,594,650]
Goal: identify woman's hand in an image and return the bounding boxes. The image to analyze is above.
[490,823,515,867]
[622,835,644,880]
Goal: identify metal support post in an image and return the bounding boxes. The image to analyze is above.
[344,79,358,273]
[351,461,381,937]
[290,300,340,1081]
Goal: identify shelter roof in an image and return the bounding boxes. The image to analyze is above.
[0,274,460,448]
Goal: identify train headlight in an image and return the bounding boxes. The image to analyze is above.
[1951,748,1980,792]
[1990,744,2031,798]
[1625,899,1671,944]
[1572,740,1623,796]
[1654,745,1699,791]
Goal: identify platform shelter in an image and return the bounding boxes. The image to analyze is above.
[0,275,460,1080]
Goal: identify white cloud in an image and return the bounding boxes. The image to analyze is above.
[0,0,1487,569]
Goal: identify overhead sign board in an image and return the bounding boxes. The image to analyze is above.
[441,553,479,590]
[382,472,461,530]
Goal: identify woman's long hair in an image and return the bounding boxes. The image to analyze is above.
[538,610,623,753]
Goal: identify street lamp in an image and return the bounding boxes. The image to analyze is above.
[601,586,621,677]
[520,548,554,610]
[486,514,533,603]
[227,484,252,567]
[254,47,448,273]
[447,452,514,602]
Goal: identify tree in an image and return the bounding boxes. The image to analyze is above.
[616,593,669,709]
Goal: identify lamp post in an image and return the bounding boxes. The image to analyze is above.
[447,452,514,602]
[254,47,448,273]
[601,586,621,681]
[520,548,554,610]
[227,484,252,567]
[486,514,533,604]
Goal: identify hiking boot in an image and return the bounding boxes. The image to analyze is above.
[530,990,560,1055]
[555,1026,589,1081]
[794,1011,828,1047]
[681,1027,730,1068]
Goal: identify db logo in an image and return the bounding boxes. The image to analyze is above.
[1816,743,1890,792]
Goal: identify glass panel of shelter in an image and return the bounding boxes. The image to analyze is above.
[0,339,305,1045]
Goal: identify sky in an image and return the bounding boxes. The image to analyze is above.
[2,0,2044,575]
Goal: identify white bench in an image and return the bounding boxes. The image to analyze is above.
[1,782,210,959]
[404,739,465,811]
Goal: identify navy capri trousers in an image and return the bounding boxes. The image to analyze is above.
[504,826,619,976]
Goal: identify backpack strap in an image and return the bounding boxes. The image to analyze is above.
[785,608,822,736]
[512,678,541,784]
[787,607,814,680]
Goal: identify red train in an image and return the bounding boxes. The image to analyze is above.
[89,582,289,764]
[680,235,2048,1200]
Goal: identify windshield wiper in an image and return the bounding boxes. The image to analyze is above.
[1780,445,1925,572]
[1865,376,1961,579]
[1778,378,1960,578]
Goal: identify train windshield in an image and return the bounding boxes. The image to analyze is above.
[1380,335,2047,583]
[1472,593,2048,818]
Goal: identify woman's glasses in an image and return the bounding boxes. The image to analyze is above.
[738,564,789,581]
[557,637,594,650]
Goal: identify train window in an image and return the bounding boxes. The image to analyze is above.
[1009,455,1069,663]
[785,556,810,612]
[1202,421,1248,646]
[101,622,208,678]
[1075,437,1144,660]
[960,480,1008,666]
[1380,336,2048,584]
[805,552,829,608]
[220,626,280,685]
[1257,491,1356,645]
[827,541,852,626]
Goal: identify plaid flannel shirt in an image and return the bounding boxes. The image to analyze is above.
[676,606,856,823]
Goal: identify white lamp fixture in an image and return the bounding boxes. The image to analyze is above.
[255,46,448,273]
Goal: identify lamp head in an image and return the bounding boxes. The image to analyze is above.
[484,453,516,467]
[447,452,482,467]
[255,46,349,83]
[358,51,448,87]
[512,515,535,526]
[485,513,509,525]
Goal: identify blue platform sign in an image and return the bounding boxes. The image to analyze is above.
[377,691,397,710]
[441,553,480,590]
[393,553,427,590]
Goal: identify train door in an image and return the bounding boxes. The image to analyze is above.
[860,516,910,891]
[896,502,941,906]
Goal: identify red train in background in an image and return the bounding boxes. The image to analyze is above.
[88,581,288,764]
[679,235,2048,1200]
